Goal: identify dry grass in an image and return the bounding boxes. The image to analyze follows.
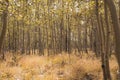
[0,52,118,80]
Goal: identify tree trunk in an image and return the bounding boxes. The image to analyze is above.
[106,0,120,72]
[0,0,9,58]
[95,0,107,80]
[104,0,112,79]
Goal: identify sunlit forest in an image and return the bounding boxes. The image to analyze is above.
[0,0,120,80]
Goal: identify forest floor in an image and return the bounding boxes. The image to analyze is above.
[0,52,118,80]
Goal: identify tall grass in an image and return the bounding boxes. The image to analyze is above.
[0,52,118,80]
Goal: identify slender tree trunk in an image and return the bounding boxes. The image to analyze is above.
[95,0,107,80]
[119,0,120,23]
[104,0,112,79]
[38,27,44,55]
[27,29,30,55]
[7,15,10,52]
[106,0,120,73]
[0,0,9,59]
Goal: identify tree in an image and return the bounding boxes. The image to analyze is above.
[106,0,120,74]
[103,0,111,79]
[0,0,9,59]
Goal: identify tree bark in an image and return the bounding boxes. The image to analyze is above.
[95,0,107,80]
[0,0,9,58]
[104,0,112,79]
[106,0,120,72]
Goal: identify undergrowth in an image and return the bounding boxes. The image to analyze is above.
[0,52,118,80]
